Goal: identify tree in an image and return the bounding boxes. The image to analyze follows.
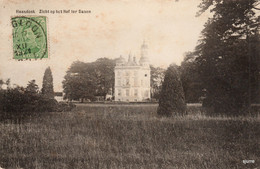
[93,58,116,97]
[25,80,40,109]
[180,52,203,103]
[150,65,165,100]
[63,61,95,101]
[5,79,10,87]
[195,0,260,115]
[0,79,4,89]
[157,64,186,116]
[42,67,54,99]
[26,80,39,94]
[62,58,116,102]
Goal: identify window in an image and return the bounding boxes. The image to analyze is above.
[134,89,138,96]
[118,89,121,96]
[145,74,147,77]
[117,79,121,86]
[134,78,138,86]
[126,78,130,85]
[126,71,130,76]
[126,89,130,96]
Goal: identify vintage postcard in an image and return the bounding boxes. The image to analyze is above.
[0,0,259,168]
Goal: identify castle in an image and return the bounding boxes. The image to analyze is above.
[114,41,150,102]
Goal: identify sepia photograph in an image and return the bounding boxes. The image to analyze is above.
[0,0,259,168]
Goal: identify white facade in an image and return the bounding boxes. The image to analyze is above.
[114,42,150,102]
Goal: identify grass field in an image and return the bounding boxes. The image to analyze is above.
[0,104,259,169]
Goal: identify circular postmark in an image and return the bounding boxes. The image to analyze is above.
[11,16,48,60]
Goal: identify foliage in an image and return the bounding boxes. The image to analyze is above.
[0,79,4,88]
[150,65,165,100]
[0,79,10,90]
[26,80,39,94]
[63,61,104,102]
[93,58,116,96]
[180,52,204,103]
[42,67,54,99]
[195,0,260,115]
[0,79,74,122]
[157,64,186,116]
[5,79,10,87]
[62,58,116,101]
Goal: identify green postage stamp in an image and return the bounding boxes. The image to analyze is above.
[11,16,48,60]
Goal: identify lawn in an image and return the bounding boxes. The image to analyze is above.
[0,104,259,169]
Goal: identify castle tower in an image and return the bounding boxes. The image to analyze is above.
[139,40,149,67]
[139,41,150,100]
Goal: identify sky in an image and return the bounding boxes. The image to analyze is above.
[0,0,209,91]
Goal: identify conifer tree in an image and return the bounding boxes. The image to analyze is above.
[42,67,54,99]
[157,64,186,116]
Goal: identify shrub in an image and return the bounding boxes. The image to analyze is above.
[36,97,59,112]
[0,87,75,122]
[157,65,186,116]
[55,102,76,112]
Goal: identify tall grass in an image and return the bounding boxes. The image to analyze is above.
[0,104,259,169]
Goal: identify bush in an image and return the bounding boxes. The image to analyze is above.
[56,102,76,112]
[157,65,186,116]
[0,87,75,122]
[36,97,59,112]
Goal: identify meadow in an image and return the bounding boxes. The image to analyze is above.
[0,104,259,169]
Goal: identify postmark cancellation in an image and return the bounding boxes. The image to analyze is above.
[11,16,48,60]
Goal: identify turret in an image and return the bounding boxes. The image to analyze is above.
[139,40,149,67]
[116,55,125,66]
[128,53,133,62]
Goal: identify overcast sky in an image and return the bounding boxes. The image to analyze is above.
[0,0,209,91]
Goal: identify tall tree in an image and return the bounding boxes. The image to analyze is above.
[93,58,116,96]
[150,65,165,100]
[157,64,186,117]
[195,0,260,115]
[180,52,203,103]
[63,58,116,101]
[65,62,96,101]
[42,67,54,99]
